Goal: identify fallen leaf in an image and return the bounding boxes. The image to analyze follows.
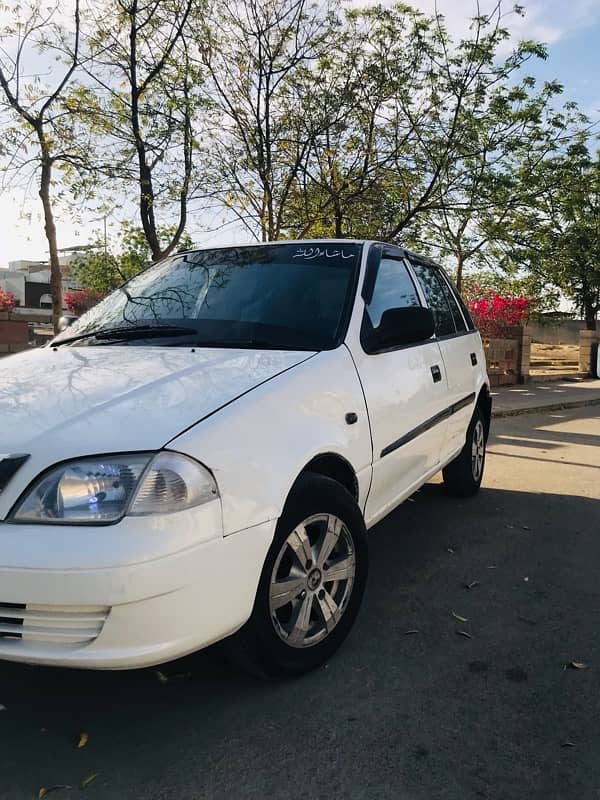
[456,630,472,639]
[81,773,99,789]
[155,670,169,684]
[405,629,420,635]
[568,661,590,670]
[562,741,576,747]
[38,786,72,799]
[77,732,89,749]
[465,581,479,589]
[451,612,468,623]
[522,525,532,531]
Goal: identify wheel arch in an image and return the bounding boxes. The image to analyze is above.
[293,452,359,503]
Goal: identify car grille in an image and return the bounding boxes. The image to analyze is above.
[0,602,109,646]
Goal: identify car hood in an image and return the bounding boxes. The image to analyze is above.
[0,346,314,459]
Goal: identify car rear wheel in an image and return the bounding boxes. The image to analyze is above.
[228,473,368,678]
[442,405,487,497]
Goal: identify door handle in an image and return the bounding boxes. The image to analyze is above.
[431,364,442,383]
[470,352,477,366]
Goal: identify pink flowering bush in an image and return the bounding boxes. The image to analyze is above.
[0,290,17,311]
[64,289,105,316]
[464,287,529,339]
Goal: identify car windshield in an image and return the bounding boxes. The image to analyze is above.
[56,243,362,351]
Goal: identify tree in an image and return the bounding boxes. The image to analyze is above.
[500,138,600,329]
[72,0,200,261]
[279,1,582,288]
[284,3,448,240]
[198,0,337,241]
[0,0,85,330]
[416,75,584,290]
[72,222,193,292]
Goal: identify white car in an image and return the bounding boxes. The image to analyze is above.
[0,240,491,677]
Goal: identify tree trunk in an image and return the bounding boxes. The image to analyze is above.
[456,252,464,293]
[584,304,597,331]
[334,200,343,238]
[39,152,63,333]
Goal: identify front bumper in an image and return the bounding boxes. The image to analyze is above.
[0,517,275,669]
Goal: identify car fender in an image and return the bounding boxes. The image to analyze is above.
[167,346,373,536]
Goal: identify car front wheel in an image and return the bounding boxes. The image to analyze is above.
[229,473,368,678]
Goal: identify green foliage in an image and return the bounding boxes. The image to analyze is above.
[73,223,192,292]
[497,139,600,329]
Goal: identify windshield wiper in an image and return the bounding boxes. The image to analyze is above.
[53,325,196,347]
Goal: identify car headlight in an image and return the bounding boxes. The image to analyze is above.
[10,452,219,524]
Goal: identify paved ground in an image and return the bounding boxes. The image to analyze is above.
[1,407,599,800]
[492,378,600,416]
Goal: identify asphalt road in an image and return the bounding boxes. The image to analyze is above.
[1,407,599,800]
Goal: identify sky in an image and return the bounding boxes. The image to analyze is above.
[1,0,599,267]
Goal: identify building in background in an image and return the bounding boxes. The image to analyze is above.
[0,248,84,310]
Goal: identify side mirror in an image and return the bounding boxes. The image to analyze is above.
[57,314,78,332]
[366,306,435,351]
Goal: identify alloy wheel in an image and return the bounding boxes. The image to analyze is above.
[471,419,485,481]
[269,513,356,648]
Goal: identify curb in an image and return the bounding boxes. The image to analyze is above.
[492,396,600,419]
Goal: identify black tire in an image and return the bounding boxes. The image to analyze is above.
[228,473,368,678]
[442,404,487,497]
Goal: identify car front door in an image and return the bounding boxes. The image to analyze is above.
[409,259,480,462]
[349,248,449,527]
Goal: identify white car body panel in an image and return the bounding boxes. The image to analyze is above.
[436,331,486,461]
[168,345,372,535]
[350,338,449,526]
[0,518,276,669]
[0,346,313,520]
[0,238,490,669]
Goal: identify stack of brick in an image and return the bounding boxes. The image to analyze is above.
[579,330,600,377]
[0,312,31,358]
[483,337,519,386]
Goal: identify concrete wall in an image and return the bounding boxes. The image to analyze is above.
[525,320,588,345]
[483,329,531,386]
[0,312,31,357]
[579,331,600,377]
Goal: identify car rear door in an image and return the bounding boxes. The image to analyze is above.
[349,247,449,527]
[408,259,480,462]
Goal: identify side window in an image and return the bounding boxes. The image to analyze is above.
[410,262,456,337]
[366,258,420,327]
[442,272,475,331]
[438,275,467,333]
